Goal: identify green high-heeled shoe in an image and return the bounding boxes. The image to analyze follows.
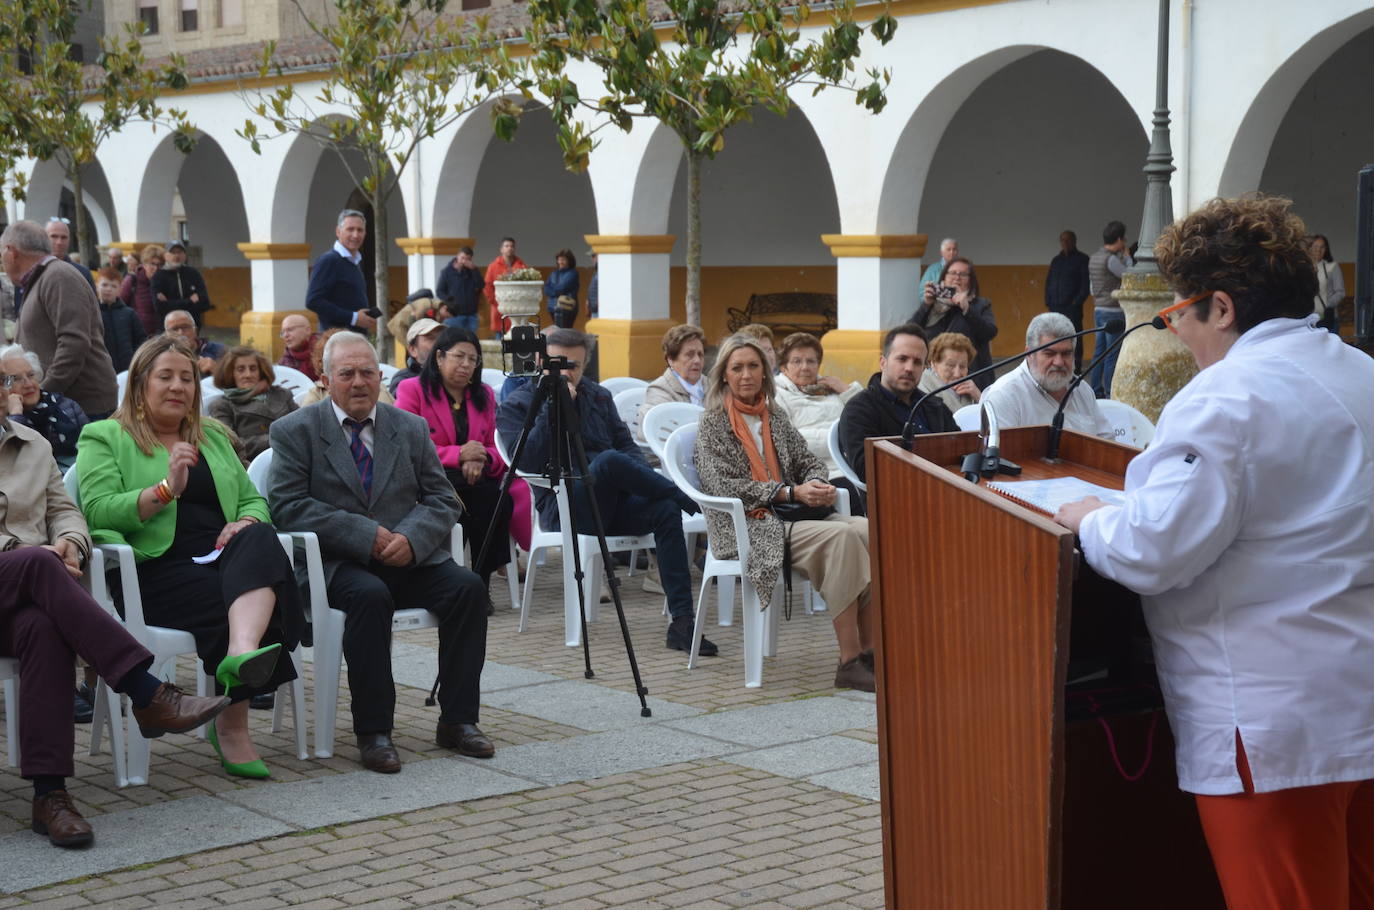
[207,721,270,780]
[215,643,282,692]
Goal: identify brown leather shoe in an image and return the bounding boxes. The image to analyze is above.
[834,656,876,693]
[436,721,495,758]
[357,732,401,773]
[32,791,93,848]
[131,683,231,738]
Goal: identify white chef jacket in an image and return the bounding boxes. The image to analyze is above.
[1078,317,1374,795]
[980,360,1113,438]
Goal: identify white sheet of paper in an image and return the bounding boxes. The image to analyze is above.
[985,477,1126,514]
[191,548,222,565]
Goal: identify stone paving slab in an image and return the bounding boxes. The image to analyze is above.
[0,795,294,893]
[662,698,877,748]
[725,735,879,780]
[483,726,739,787]
[807,764,883,802]
[218,756,543,830]
[480,679,704,731]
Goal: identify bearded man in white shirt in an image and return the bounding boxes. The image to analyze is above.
[979,311,1113,439]
[1055,194,1374,910]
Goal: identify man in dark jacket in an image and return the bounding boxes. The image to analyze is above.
[1044,230,1090,370]
[838,323,956,483]
[95,267,146,373]
[307,210,375,334]
[436,246,483,334]
[495,328,710,655]
[151,239,211,327]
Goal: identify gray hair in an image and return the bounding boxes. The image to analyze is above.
[705,333,776,411]
[0,343,42,381]
[545,328,589,351]
[1025,311,1077,350]
[0,220,51,255]
[322,330,377,375]
[336,209,366,228]
[941,237,958,249]
[163,309,196,328]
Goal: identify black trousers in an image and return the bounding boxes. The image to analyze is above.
[445,474,512,583]
[325,559,487,734]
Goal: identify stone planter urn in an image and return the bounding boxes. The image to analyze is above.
[1111,270,1198,423]
[493,279,543,329]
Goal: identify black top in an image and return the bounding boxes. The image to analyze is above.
[162,456,227,559]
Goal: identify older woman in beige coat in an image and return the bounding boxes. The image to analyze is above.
[694,334,875,692]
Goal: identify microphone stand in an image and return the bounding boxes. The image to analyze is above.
[900,320,1124,449]
[1045,316,1166,461]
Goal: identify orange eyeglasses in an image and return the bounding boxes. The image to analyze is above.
[1157,290,1212,334]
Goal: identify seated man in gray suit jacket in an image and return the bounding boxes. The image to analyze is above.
[267,332,492,773]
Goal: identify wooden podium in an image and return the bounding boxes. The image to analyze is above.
[866,427,1222,910]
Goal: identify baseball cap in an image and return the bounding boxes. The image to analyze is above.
[406,317,443,344]
[166,239,187,252]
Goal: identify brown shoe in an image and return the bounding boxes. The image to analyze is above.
[835,656,876,693]
[131,683,231,738]
[357,732,401,773]
[32,791,93,848]
[436,721,495,758]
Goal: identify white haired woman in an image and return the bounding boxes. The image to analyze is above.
[694,333,875,691]
[2,343,88,470]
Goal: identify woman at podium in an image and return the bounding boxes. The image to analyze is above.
[1054,195,1374,909]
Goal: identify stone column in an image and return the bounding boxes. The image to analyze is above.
[583,234,677,379]
[1112,273,1196,422]
[236,242,314,360]
[819,234,927,384]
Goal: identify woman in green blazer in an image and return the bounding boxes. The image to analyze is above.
[76,336,304,779]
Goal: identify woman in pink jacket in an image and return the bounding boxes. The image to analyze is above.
[394,327,531,587]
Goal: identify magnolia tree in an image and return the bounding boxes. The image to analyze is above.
[525,0,897,327]
[239,0,530,360]
[0,0,194,265]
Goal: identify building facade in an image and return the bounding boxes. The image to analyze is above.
[9,0,1372,376]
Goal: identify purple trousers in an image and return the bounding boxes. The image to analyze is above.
[0,548,153,778]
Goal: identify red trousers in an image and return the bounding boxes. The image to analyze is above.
[1195,735,1374,909]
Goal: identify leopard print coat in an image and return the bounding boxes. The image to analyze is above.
[694,406,829,602]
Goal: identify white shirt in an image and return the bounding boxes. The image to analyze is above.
[332,240,362,266]
[1078,317,1374,795]
[673,370,704,406]
[331,400,377,454]
[980,360,1112,438]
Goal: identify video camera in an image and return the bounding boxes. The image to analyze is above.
[501,324,576,377]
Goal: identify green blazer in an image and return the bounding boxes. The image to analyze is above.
[75,419,271,562]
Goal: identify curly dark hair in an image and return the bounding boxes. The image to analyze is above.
[1155,194,1316,333]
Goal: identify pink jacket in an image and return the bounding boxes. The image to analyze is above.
[394,376,531,550]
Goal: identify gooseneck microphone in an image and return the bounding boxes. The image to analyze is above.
[899,319,1126,448]
[1045,316,1167,460]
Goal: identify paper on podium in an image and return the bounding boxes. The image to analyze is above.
[985,476,1125,515]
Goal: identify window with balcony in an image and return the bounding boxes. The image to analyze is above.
[137,0,159,35]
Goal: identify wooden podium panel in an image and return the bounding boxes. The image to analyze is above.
[866,428,1220,910]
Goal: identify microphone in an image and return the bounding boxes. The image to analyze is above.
[900,318,1125,448]
[1045,316,1166,460]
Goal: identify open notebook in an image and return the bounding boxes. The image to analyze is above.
[985,477,1126,516]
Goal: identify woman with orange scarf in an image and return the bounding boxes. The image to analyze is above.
[695,334,875,692]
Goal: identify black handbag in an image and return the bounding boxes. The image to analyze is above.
[769,496,835,619]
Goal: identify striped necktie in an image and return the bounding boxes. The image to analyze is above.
[343,417,373,496]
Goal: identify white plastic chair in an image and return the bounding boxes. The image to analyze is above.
[377,363,399,385]
[1096,399,1156,447]
[600,376,648,396]
[952,403,981,431]
[65,466,308,784]
[482,368,507,401]
[272,364,314,399]
[247,448,466,758]
[0,658,18,767]
[115,370,128,404]
[641,402,704,462]
[827,420,866,494]
[613,387,649,450]
[496,430,661,646]
[200,377,224,414]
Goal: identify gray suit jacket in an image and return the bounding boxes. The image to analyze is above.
[267,399,461,581]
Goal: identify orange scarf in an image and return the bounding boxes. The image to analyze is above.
[726,393,785,518]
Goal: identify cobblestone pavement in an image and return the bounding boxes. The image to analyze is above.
[0,553,884,907]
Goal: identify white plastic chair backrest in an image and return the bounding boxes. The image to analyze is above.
[62,463,82,507]
[642,401,705,461]
[664,422,703,493]
[1097,399,1156,447]
[272,364,313,397]
[116,370,128,403]
[613,387,647,440]
[247,448,273,497]
[482,368,506,398]
[600,376,648,396]
[200,377,223,414]
[826,420,867,493]
[377,363,399,384]
[952,403,981,432]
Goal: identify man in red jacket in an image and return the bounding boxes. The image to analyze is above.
[482,237,526,338]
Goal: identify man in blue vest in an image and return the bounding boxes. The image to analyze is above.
[306,209,377,334]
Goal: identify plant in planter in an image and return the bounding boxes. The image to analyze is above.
[493,267,545,328]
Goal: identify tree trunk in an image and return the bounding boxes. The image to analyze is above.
[685,147,702,329]
[371,186,392,364]
[70,163,92,269]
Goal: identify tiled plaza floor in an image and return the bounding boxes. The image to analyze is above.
[0,554,883,907]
